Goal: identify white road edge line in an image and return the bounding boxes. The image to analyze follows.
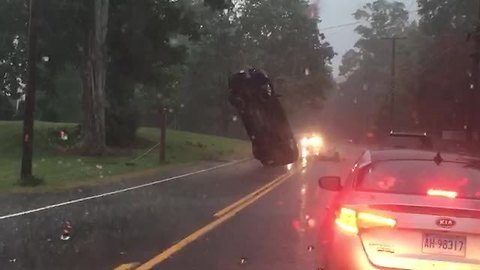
[0,158,251,221]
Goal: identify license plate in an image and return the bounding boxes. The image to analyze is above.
[422,234,466,257]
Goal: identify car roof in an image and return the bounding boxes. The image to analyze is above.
[363,149,480,165]
[389,131,429,138]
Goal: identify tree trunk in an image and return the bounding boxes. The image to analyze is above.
[20,0,38,183]
[80,0,109,155]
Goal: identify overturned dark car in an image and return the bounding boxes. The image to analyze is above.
[228,69,299,166]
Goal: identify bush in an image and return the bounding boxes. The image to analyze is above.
[106,104,139,147]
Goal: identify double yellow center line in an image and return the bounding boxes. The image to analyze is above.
[133,171,295,270]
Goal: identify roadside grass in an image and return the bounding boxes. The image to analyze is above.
[0,121,249,192]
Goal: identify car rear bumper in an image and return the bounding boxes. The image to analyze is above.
[324,228,479,270]
[324,229,380,270]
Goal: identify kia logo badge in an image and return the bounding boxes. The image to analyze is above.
[436,218,456,228]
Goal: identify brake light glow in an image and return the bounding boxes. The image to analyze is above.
[427,189,457,199]
[335,207,396,235]
[358,212,397,227]
[335,208,358,234]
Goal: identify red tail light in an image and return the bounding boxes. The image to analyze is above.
[427,189,457,199]
[335,207,397,235]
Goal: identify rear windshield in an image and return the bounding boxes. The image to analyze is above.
[383,137,432,150]
[356,160,480,199]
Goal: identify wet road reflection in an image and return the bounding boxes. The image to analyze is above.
[0,144,362,270]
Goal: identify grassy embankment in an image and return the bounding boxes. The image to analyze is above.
[0,121,249,191]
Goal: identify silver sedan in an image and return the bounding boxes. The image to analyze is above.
[318,149,480,270]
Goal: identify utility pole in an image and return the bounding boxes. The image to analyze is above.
[20,0,38,183]
[466,1,480,142]
[382,36,406,130]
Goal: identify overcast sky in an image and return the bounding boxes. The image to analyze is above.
[319,0,418,77]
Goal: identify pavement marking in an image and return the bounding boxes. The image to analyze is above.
[113,263,140,270]
[214,172,286,217]
[136,171,295,270]
[0,158,251,221]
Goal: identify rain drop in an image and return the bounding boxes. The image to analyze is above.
[96,164,103,170]
[239,257,247,265]
[307,245,315,252]
[9,258,16,263]
[308,218,316,228]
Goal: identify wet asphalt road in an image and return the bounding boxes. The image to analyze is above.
[0,145,362,270]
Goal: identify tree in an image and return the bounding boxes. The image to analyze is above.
[337,0,410,137]
[240,0,334,128]
[418,0,476,35]
[409,0,476,135]
[0,0,28,101]
[77,0,109,155]
[178,3,242,135]
[104,0,200,146]
[179,0,334,134]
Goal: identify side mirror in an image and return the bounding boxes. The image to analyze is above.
[318,176,342,191]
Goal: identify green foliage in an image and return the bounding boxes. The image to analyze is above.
[0,0,27,98]
[418,0,476,35]
[337,0,410,135]
[337,0,478,139]
[412,0,475,133]
[103,0,200,146]
[179,0,334,134]
[1,0,334,151]
[204,0,231,10]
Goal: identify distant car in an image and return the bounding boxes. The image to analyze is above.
[382,131,433,150]
[299,133,339,161]
[318,149,480,270]
[300,133,324,158]
[228,69,298,166]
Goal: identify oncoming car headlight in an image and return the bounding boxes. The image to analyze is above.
[309,136,323,148]
[300,134,324,157]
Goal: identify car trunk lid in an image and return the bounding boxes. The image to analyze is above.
[344,193,480,269]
